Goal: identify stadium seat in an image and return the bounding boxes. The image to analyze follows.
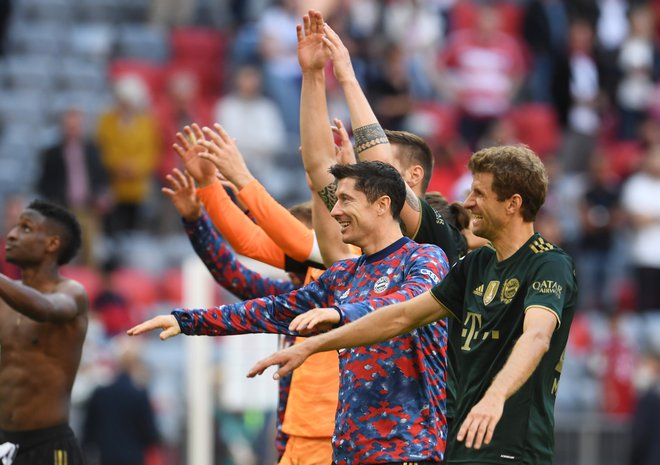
[160,268,183,306]
[507,103,560,157]
[61,265,104,303]
[4,55,57,92]
[8,21,68,55]
[57,58,108,92]
[68,23,116,62]
[116,24,170,63]
[109,59,165,102]
[110,267,159,317]
[449,0,523,36]
[405,102,459,146]
[0,89,47,126]
[13,0,74,24]
[602,141,644,180]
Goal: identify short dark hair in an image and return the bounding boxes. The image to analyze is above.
[27,200,82,265]
[330,161,406,221]
[469,145,548,222]
[385,130,434,194]
[288,201,312,228]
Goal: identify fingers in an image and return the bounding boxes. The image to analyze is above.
[183,126,195,146]
[309,9,323,35]
[323,23,341,45]
[457,412,496,449]
[126,317,161,336]
[303,14,311,37]
[296,23,303,43]
[289,313,313,332]
[160,326,181,340]
[191,123,205,142]
[212,123,233,145]
[247,354,281,378]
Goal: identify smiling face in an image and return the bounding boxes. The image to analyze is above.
[463,172,510,241]
[5,210,57,267]
[330,178,382,248]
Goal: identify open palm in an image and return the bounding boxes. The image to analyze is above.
[173,124,217,186]
[297,11,330,72]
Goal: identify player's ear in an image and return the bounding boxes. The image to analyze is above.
[406,165,424,190]
[507,194,523,216]
[376,195,391,217]
[46,235,61,256]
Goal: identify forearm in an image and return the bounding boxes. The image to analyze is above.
[197,182,285,268]
[184,214,294,300]
[304,292,445,353]
[0,275,61,322]
[300,71,336,190]
[484,330,550,401]
[238,180,315,263]
[340,78,392,163]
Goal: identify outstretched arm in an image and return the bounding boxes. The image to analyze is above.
[247,291,452,380]
[198,124,319,264]
[127,270,336,339]
[0,275,86,323]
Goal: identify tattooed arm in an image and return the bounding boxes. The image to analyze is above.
[322,21,423,236]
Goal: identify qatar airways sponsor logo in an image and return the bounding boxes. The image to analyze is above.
[532,280,563,298]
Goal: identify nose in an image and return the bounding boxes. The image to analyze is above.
[330,201,343,220]
[6,226,17,242]
[463,192,476,210]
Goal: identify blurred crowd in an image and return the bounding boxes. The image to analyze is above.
[2,0,660,464]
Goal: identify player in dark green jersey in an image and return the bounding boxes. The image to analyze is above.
[249,144,578,465]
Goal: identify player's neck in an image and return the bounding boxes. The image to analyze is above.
[360,224,404,256]
[491,222,535,261]
[20,262,60,288]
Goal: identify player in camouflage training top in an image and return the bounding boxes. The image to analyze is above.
[250,145,578,465]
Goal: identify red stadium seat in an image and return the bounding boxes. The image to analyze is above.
[109,267,159,317]
[109,59,165,102]
[603,141,644,180]
[409,102,459,145]
[160,268,183,306]
[507,103,560,157]
[171,28,226,63]
[61,265,104,303]
[449,0,522,36]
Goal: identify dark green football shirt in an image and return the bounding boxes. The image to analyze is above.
[430,233,577,465]
[412,198,467,266]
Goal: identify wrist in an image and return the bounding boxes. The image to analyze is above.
[232,173,256,190]
[339,75,359,87]
[197,177,219,189]
[302,69,326,80]
[182,208,202,223]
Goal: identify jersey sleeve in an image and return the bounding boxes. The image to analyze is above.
[238,180,316,263]
[523,254,577,327]
[183,211,296,300]
[412,198,466,266]
[196,181,286,269]
[171,269,336,336]
[429,252,472,321]
[336,245,450,324]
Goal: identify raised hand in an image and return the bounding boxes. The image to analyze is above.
[297,10,331,73]
[322,23,356,85]
[332,117,356,164]
[127,315,181,340]
[162,168,202,221]
[173,124,217,187]
[247,343,314,380]
[288,308,340,335]
[198,124,255,190]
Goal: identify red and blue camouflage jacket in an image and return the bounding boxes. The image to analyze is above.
[174,235,450,464]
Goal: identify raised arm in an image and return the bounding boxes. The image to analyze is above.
[322,22,423,234]
[172,125,288,269]
[162,168,295,300]
[0,275,86,323]
[247,290,452,380]
[198,124,320,264]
